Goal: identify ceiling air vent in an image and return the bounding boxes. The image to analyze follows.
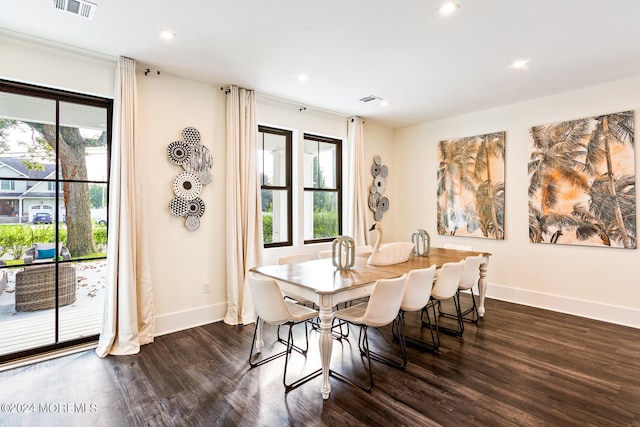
[359,95,382,103]
[53,0,97,20]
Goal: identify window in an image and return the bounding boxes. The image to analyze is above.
[0,79,111,362]
[1,180,15,190]
[258,126,292,247]
[303,133,342,243]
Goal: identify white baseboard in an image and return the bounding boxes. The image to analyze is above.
[154,303,227,337]
[486,283,640,329]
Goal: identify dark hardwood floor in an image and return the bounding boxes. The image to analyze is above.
[1,296,639,426]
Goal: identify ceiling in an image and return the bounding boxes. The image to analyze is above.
[2,0,640,128]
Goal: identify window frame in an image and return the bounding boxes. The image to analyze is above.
[258,125,293,248]
[1,180,16,190]
[303,133,342,244]
[0,78,112,363]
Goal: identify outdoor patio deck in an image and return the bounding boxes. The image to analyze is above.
[0,261,105,357]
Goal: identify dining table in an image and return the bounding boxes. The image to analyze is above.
[250,247,490,399]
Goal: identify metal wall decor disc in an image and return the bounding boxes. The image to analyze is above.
[187,197,205,217]
[185,215,200,231]
[169,197,189,216]
[167,141,191,165]
[374,175,387,193]
[368,192,380,212]
[371,163,381,177]
[374,210,383,221]
[199,169,212,185]
[182,127,201,145]
[373,155,382,165]
[173,171,202,200]
[379,196,390,212]
[183,144,213,173]
[380,165,389,178]
[370,184,377,194]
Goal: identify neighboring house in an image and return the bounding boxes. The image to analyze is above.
[0,157,63,222]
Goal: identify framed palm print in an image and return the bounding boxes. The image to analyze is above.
[528,110,636,248]
[437,131,505,239]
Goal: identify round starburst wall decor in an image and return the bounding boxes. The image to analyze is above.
[167,127,213,231]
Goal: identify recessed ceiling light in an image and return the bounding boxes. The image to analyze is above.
[512,59,530,69]
[380,100,389,107]
[298,74,310,82]
[160,30,175,40]
[439,1,460,15]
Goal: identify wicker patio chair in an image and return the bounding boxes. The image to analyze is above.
[23,243,72,265]
[15,264,77,311]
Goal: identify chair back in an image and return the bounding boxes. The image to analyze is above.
[459,255,484,291]
[279,254,310,265]
[362,274,407,327]
[355,245,373,255]
[443,243,472,251]
[431,260,464,300]
[247,273,291,324]
[401,265,437,312]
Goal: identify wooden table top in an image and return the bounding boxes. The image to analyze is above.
[251,247,489,296]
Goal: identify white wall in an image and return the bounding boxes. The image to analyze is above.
[0,34,115,98]
[136,72,228,334]
[393,76,640,328]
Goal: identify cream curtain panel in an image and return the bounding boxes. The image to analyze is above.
[96,57,154,357]
[346,116,370,246]
[224,85,263,326]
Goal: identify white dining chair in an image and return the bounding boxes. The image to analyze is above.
[279,254,311,264]
[247,273,321,392]
[440,254,484,326]
[330,274,407,392]
[355,245,373,255]
[277,254,316,334]
[443,243,472,251]
[421,260,464,343]
[317,250,332,259]
[389,265,438,361]
[319,244,372,260]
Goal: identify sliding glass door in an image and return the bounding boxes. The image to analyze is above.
[0,80,112,362]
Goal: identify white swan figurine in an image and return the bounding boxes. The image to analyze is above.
[367,223,415,266]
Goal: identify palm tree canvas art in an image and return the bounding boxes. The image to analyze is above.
[437,132,505,239]
[528,110,636,248]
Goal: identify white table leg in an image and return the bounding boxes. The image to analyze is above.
[255,318,264,353]
[318,295,334,399]
[477,256,489,317]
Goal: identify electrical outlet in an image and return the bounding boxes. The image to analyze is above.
[202,282,210,294]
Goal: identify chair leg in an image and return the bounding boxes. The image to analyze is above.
[460,288,480,323]
[411,302,439,350]
[454,292,465,334]
[282,323,322,393]
[330,325,374,392]
[363,314,407,369]
[277,319,310,355]
[249,318,288,368]
[432,295,464,336]
[441,289,480,323]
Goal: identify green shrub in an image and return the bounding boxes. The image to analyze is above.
[262,212,273,243]
[313,209,338,239]
[0,225,32,259]
[93,224,107,245]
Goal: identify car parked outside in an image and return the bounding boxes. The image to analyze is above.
[32,212,52,224]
